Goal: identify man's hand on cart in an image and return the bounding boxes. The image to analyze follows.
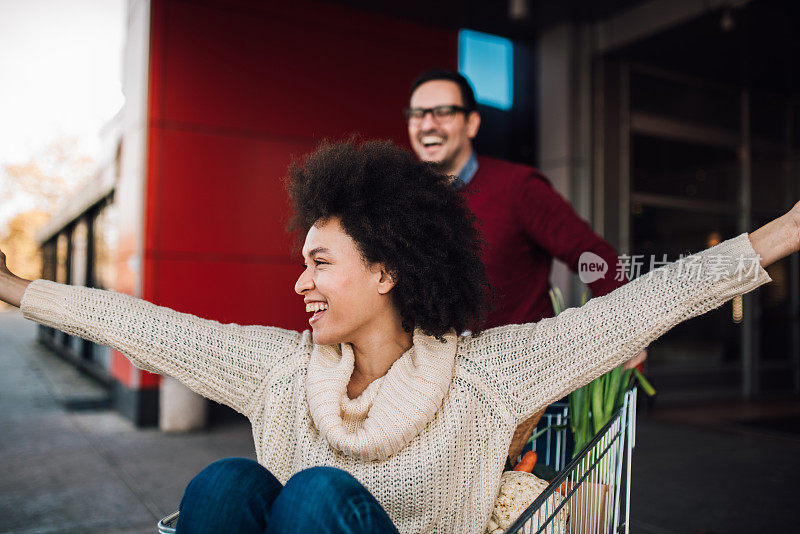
[623,349,647,370]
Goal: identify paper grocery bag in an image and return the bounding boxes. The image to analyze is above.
[563,481,609,534]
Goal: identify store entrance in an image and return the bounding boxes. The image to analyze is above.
[628,65,751,402]
[597,0,800,402]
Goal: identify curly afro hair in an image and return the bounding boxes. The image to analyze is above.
[286,139,490,338]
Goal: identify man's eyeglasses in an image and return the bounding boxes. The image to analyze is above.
[404,105,471,124]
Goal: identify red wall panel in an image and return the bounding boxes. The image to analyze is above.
[150,0,455,143]
[144,0,457,338]
[146,128,310,257]
[147,258,307,327]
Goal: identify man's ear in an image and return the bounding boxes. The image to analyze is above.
[376,266,397,295]
[466,110,481,139]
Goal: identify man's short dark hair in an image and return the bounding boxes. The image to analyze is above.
[286,139,490,338]
[410,69,477,111]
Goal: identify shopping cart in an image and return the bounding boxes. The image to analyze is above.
[526,401,570,472]
[504,387,638,534]
[158,390,636,534]
[157,510,178,534]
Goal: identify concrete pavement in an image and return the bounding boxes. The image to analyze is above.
[631,403,800,533]
[0,310,254,534]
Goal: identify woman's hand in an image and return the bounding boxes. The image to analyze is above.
[0,249,32,308]
[789,200,800,248]
[749,201,800,269]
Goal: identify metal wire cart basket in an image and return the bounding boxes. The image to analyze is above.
[158,389,638,534]
[504,387,638,534]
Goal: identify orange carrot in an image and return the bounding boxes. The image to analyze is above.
[513,451,537,472]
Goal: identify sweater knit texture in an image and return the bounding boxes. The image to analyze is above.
[21,234,769,534]
[465,156,626,327]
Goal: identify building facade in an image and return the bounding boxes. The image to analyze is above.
[40,0,799,427]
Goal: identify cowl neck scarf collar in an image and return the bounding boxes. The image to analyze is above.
[306,329,458,461]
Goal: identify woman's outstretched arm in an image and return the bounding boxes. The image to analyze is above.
[477,201,800,425]
[0,251,306,416]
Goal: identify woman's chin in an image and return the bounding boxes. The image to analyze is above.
[311,329,340,346]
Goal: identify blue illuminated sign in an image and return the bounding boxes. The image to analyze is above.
[458,29,513,111]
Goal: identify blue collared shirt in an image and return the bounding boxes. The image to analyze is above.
[451,151,479,190]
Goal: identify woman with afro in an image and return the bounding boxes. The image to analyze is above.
[1,139,798,534]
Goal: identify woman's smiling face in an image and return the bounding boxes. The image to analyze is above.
[294,217,395,346]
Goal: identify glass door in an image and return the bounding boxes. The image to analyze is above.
[617,64,800,401]
[628,67,744,401]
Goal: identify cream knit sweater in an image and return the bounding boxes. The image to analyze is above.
[20,235,770,534]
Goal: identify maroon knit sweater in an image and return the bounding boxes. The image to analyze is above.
[462,156,626,329]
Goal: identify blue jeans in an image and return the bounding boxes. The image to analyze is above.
[176,458,400,534]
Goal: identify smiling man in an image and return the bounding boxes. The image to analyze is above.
[406,69,628,327]
[407,69,643,462]
[407,79,480,183]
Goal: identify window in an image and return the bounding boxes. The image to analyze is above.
[56,233,69,284]
[93,201,119,290]
[71,219,88,286]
